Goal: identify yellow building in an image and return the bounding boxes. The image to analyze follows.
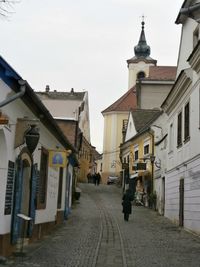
[120,109,161,205]
[101,20,156,184]
[101,89,137,183]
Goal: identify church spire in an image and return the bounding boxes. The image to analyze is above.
[134,19,151,58]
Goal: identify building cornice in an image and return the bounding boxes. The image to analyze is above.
[161,69,192,115]
[187,40,200,73]
[137,80,175,85]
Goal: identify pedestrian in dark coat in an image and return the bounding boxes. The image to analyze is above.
[93,173,98,186]
[97,172,101,185]
[122,190,133,221]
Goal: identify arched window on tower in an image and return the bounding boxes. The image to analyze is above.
[137,71,145,80]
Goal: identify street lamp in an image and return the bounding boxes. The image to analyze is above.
[24,124,40,154]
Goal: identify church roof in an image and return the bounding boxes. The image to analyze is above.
[144,66,177,81]
[102,86,137,114]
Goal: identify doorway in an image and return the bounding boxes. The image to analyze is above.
[21,160,31,217]
[161,177,165,215]
[11,150,33,244]
[179,178,184,227]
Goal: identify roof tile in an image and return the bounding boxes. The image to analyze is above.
[144,66,177,81]
[102,86,137,113]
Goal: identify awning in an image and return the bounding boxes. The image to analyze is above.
[130,170,151,178]
[130,173,138,179]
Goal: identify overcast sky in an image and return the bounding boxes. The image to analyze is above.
[0,0,184,152]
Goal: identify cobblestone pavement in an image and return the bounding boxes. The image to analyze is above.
[3,183,200,267]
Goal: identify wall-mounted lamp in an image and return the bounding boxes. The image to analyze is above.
[142,154,155,164]
[155,159,161,169]
[149,154,156,164]
[24,125,40,154]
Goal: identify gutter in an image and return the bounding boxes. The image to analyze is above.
[180,3,200,16]
[0,79,26,108]
[155,134,168,146]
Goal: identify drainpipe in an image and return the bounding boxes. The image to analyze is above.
[0,79,26,108]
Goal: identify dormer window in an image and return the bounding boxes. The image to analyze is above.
[137,71,145,80]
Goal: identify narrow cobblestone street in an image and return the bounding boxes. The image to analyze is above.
[4,183,200,267]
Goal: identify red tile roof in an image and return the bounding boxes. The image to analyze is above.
[102,86,137,113]
[144,66,177,81]
[102,66,176,114]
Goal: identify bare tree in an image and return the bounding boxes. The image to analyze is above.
[0,0,20,17]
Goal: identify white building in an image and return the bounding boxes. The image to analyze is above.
[0,56,77,256]
[37,87,91,144]
[150,113,168,215]
[161,0,200,233]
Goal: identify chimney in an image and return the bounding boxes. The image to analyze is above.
[45,85,50,92]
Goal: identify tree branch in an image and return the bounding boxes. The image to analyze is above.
[0,0,20,18]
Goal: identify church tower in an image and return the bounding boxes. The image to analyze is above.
[101,20,158,184]
[127,20,157,89]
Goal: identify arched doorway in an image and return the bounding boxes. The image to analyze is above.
[11,148,38,245]
[20,154,32,218]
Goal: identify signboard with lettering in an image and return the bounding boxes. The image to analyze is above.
[132,163,147,171]
[137,163,146,170]
[4,161,15,215]
[122,163,129,169]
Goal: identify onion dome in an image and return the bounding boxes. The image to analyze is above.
[134,21,150,58]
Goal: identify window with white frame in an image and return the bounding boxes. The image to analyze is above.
[134,144,139,161]
[144,144,149,155]
[143,138,150,156]
[177,111,182,147]
[184,102,190,142]
[134,150,139,161]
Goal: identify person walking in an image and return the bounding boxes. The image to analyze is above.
[97,172,101,185]
[93,172,98,186]
[122,190,133,221]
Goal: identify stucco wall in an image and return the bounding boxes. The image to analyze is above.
[140,84,172,109]
[102,112,128,180]
[0,79,67,234]
[177,18,197,77]
[128,61,154,89]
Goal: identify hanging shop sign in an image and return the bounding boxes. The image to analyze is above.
[122,163,129,169]
[49,150,68,168]
[136,163,147,170]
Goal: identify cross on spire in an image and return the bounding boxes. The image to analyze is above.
[134,15,150,58]
[140,14,146,23]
